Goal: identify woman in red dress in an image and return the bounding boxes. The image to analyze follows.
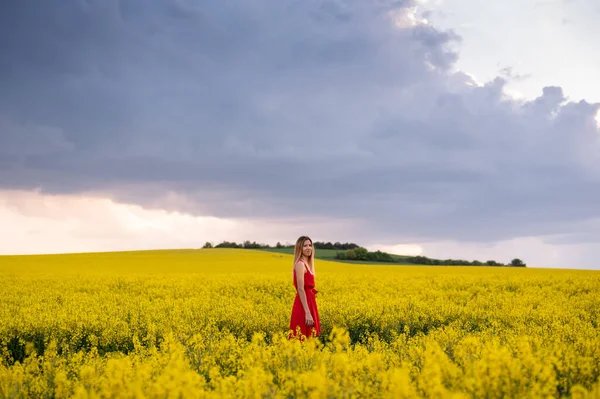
[289,235,321,340]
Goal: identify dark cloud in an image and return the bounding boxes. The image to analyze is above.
[1,0,599,244]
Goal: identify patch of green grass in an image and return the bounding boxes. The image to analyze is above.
[259,247,414,265]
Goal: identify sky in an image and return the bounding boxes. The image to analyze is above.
[1,0,599,269]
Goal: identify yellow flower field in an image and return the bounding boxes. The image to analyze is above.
[1,248,599,398]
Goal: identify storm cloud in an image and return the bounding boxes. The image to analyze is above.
[1,0,599,246]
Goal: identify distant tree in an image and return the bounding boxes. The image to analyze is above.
[408,255,434,265]
[241,240,271,249]
[315,241,358,250]
[366,250,394,262]
[354,247,368,260]
[335,247,395,262]
[510,258,526,267]
[276,242,283,249]
[485,260,502,266]
[345,249,357,260]
[215,241,241,248]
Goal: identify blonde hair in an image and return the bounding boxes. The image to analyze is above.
[293,235,315,274]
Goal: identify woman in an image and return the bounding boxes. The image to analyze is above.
[289,235,321,339]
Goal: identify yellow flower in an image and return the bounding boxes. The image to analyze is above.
[0,248,598,398]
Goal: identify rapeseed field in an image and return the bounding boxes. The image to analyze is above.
[1,248,599,398]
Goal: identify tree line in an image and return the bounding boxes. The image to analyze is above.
[203,240,360,250]
[338,250,526,267]
[202,240,526,267]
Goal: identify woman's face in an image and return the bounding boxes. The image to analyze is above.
[302,239,313,258]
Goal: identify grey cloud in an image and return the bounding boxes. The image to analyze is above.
[0,118,74,156]
[1,0,600,245]
[499,66,532,82]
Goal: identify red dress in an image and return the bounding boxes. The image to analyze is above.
[289,259,321,339]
